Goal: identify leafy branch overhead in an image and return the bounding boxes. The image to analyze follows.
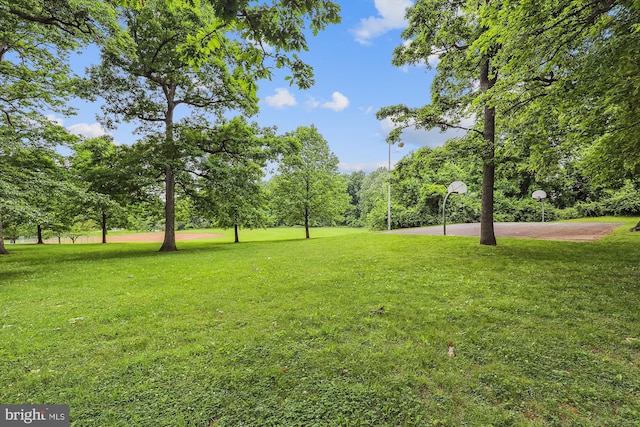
[156,0,341,89]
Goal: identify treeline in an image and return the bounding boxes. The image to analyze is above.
[1,0,639,253]
[345,138,640,230]
[1,124,350,244]
[6,125,639,246]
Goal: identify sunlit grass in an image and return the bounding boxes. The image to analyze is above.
[1,222,639,426]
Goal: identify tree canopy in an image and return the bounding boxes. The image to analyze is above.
[478,0,640,185]
[0,0,122,254]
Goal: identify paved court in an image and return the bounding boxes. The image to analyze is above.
[384,222,625,242]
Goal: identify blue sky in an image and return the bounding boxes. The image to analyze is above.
[56,0,466,173]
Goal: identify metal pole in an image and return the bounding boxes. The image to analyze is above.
[443,192,451,235]
[542,199,545,223]
[387,142,391,231]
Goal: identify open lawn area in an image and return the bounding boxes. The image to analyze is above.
[1,221,639,426]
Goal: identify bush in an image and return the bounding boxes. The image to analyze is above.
[555,207,580,220]
[575,201,605,217]
[604,184,640,216]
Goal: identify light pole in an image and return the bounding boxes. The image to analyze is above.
[388,141,404,231]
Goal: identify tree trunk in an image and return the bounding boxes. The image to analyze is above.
[479,56,497,246]
[234,224,239,243]
[0,211,9,255]
[305,205,310,239]
[480,149,496,245]
[101,211,107,244]
[160,164,178,252]
[631,220,640,232]
[37,224,44,244]
[159,102,178,252]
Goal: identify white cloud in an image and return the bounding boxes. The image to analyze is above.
[321,91,350,112]
[67,122,108,138]
[265,88,297,108]
[46,114,109,139]
[339,160,388,173]
[352,0,413,45]
[380,116,471,148]
[45,114,64,126]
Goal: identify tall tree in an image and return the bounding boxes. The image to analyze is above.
[477,0,639,229]
[358,168,388,225]
[89,0,260,252]
[344,170,365,226]
[270,125,349,239]
[91,0,339,252]
[377,0,500,245]
[0,141,81,245]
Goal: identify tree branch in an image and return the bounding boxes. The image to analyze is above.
[8,6,94,37]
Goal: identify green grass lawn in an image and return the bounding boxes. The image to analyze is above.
[1,222,639,426]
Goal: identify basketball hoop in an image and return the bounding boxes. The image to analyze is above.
[532,190,547,222]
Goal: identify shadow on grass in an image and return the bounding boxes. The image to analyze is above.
[0,269,34,283]
[0,242,219,268]
[0,235,323,266]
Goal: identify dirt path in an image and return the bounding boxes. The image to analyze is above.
[384,222,625,242]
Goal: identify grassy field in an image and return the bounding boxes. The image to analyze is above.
[1,221,639,426]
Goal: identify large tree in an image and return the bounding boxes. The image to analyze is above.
[484,1,638,211]
[270,125,349,239]
[91,0,340,252]
[0,140,83,245]
[476,0,639,229]
[89,0,261,252]
[344,170,366,226]
[357,167,388,228]
[377,0,500,245]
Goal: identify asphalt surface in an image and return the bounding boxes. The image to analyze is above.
[384,222,625,242]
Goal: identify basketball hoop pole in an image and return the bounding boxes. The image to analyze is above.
[443,192,451,235]
[535,197,545,222]
[443,181,467,235]
[532,190,547,223]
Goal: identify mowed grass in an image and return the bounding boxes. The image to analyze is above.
[1,222,639,426]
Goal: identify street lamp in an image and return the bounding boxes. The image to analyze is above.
[388,141,405,231]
